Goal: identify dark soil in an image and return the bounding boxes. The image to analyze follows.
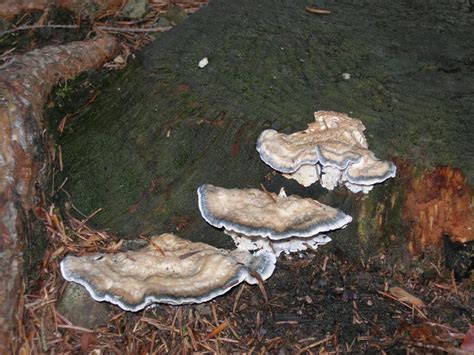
[47,243,472,353]
[256,251,472,353]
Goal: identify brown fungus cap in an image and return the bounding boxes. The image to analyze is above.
[256,111,396,192]
[198,184,352,240]
[60,233,275,311]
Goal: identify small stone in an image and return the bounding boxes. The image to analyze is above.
[56,283,113,329]
[194,303,212,316]
[122,0,150,19]
[163,6,188,25]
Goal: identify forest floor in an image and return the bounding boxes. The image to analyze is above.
[20,206,474,353]
[3,2,472,353]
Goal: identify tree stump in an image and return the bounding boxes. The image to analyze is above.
[53,0,473,269]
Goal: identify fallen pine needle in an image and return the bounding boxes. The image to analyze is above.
[250,270,269,304]
[0,24,79,36]
[57,324,94,333]
[206,321,228,340]
[451,270,458,294]
[296,335,333,354]
[75,208,103,230]
[140,317,179,333]
[225,317,241,340]
[322,255,329,271]
[95,25,172,33]
[432,283,452,291]
[186,324,198,351]
[232,284,246,314]
[216,337,240,344]
[260,183,277,203]
[140,236,166,256]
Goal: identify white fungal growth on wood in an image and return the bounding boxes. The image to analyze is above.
[256,111,396,193]
[197,184,351,256]
[60,233,276,311]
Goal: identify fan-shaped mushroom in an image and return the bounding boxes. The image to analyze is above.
[60,233,276,311]
[256,111,396,193]
[198,184,351,256]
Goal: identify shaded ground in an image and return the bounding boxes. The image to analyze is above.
[21,211,473,353]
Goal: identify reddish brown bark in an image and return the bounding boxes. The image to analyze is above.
[402,166,474,256]
[0,35,119,352]
[0,0,126,20]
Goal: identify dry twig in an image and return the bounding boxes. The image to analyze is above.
[0,24,79,36]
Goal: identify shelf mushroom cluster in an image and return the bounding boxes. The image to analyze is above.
[60,110,395,311]
[256,111,396,193]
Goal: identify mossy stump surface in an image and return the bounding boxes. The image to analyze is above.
[52,0,474,261]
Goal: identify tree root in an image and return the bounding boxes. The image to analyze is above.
[0,35,119,352]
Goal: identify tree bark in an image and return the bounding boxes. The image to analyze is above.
[0,35,119,352]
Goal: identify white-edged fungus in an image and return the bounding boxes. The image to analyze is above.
[60,233,276,312]
[256,111,396,193]
[197,184,351,256]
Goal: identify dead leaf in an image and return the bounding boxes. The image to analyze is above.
[398,321,433,342]
[461,325,474,351]
[80,332,97,352]
[389,287,425,308]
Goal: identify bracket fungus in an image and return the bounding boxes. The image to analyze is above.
[227,231,332,257]
[60,233,276,311]
[256,111,396,193]
[197,184,351,256]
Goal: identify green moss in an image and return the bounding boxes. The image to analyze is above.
[49,0,473,249]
